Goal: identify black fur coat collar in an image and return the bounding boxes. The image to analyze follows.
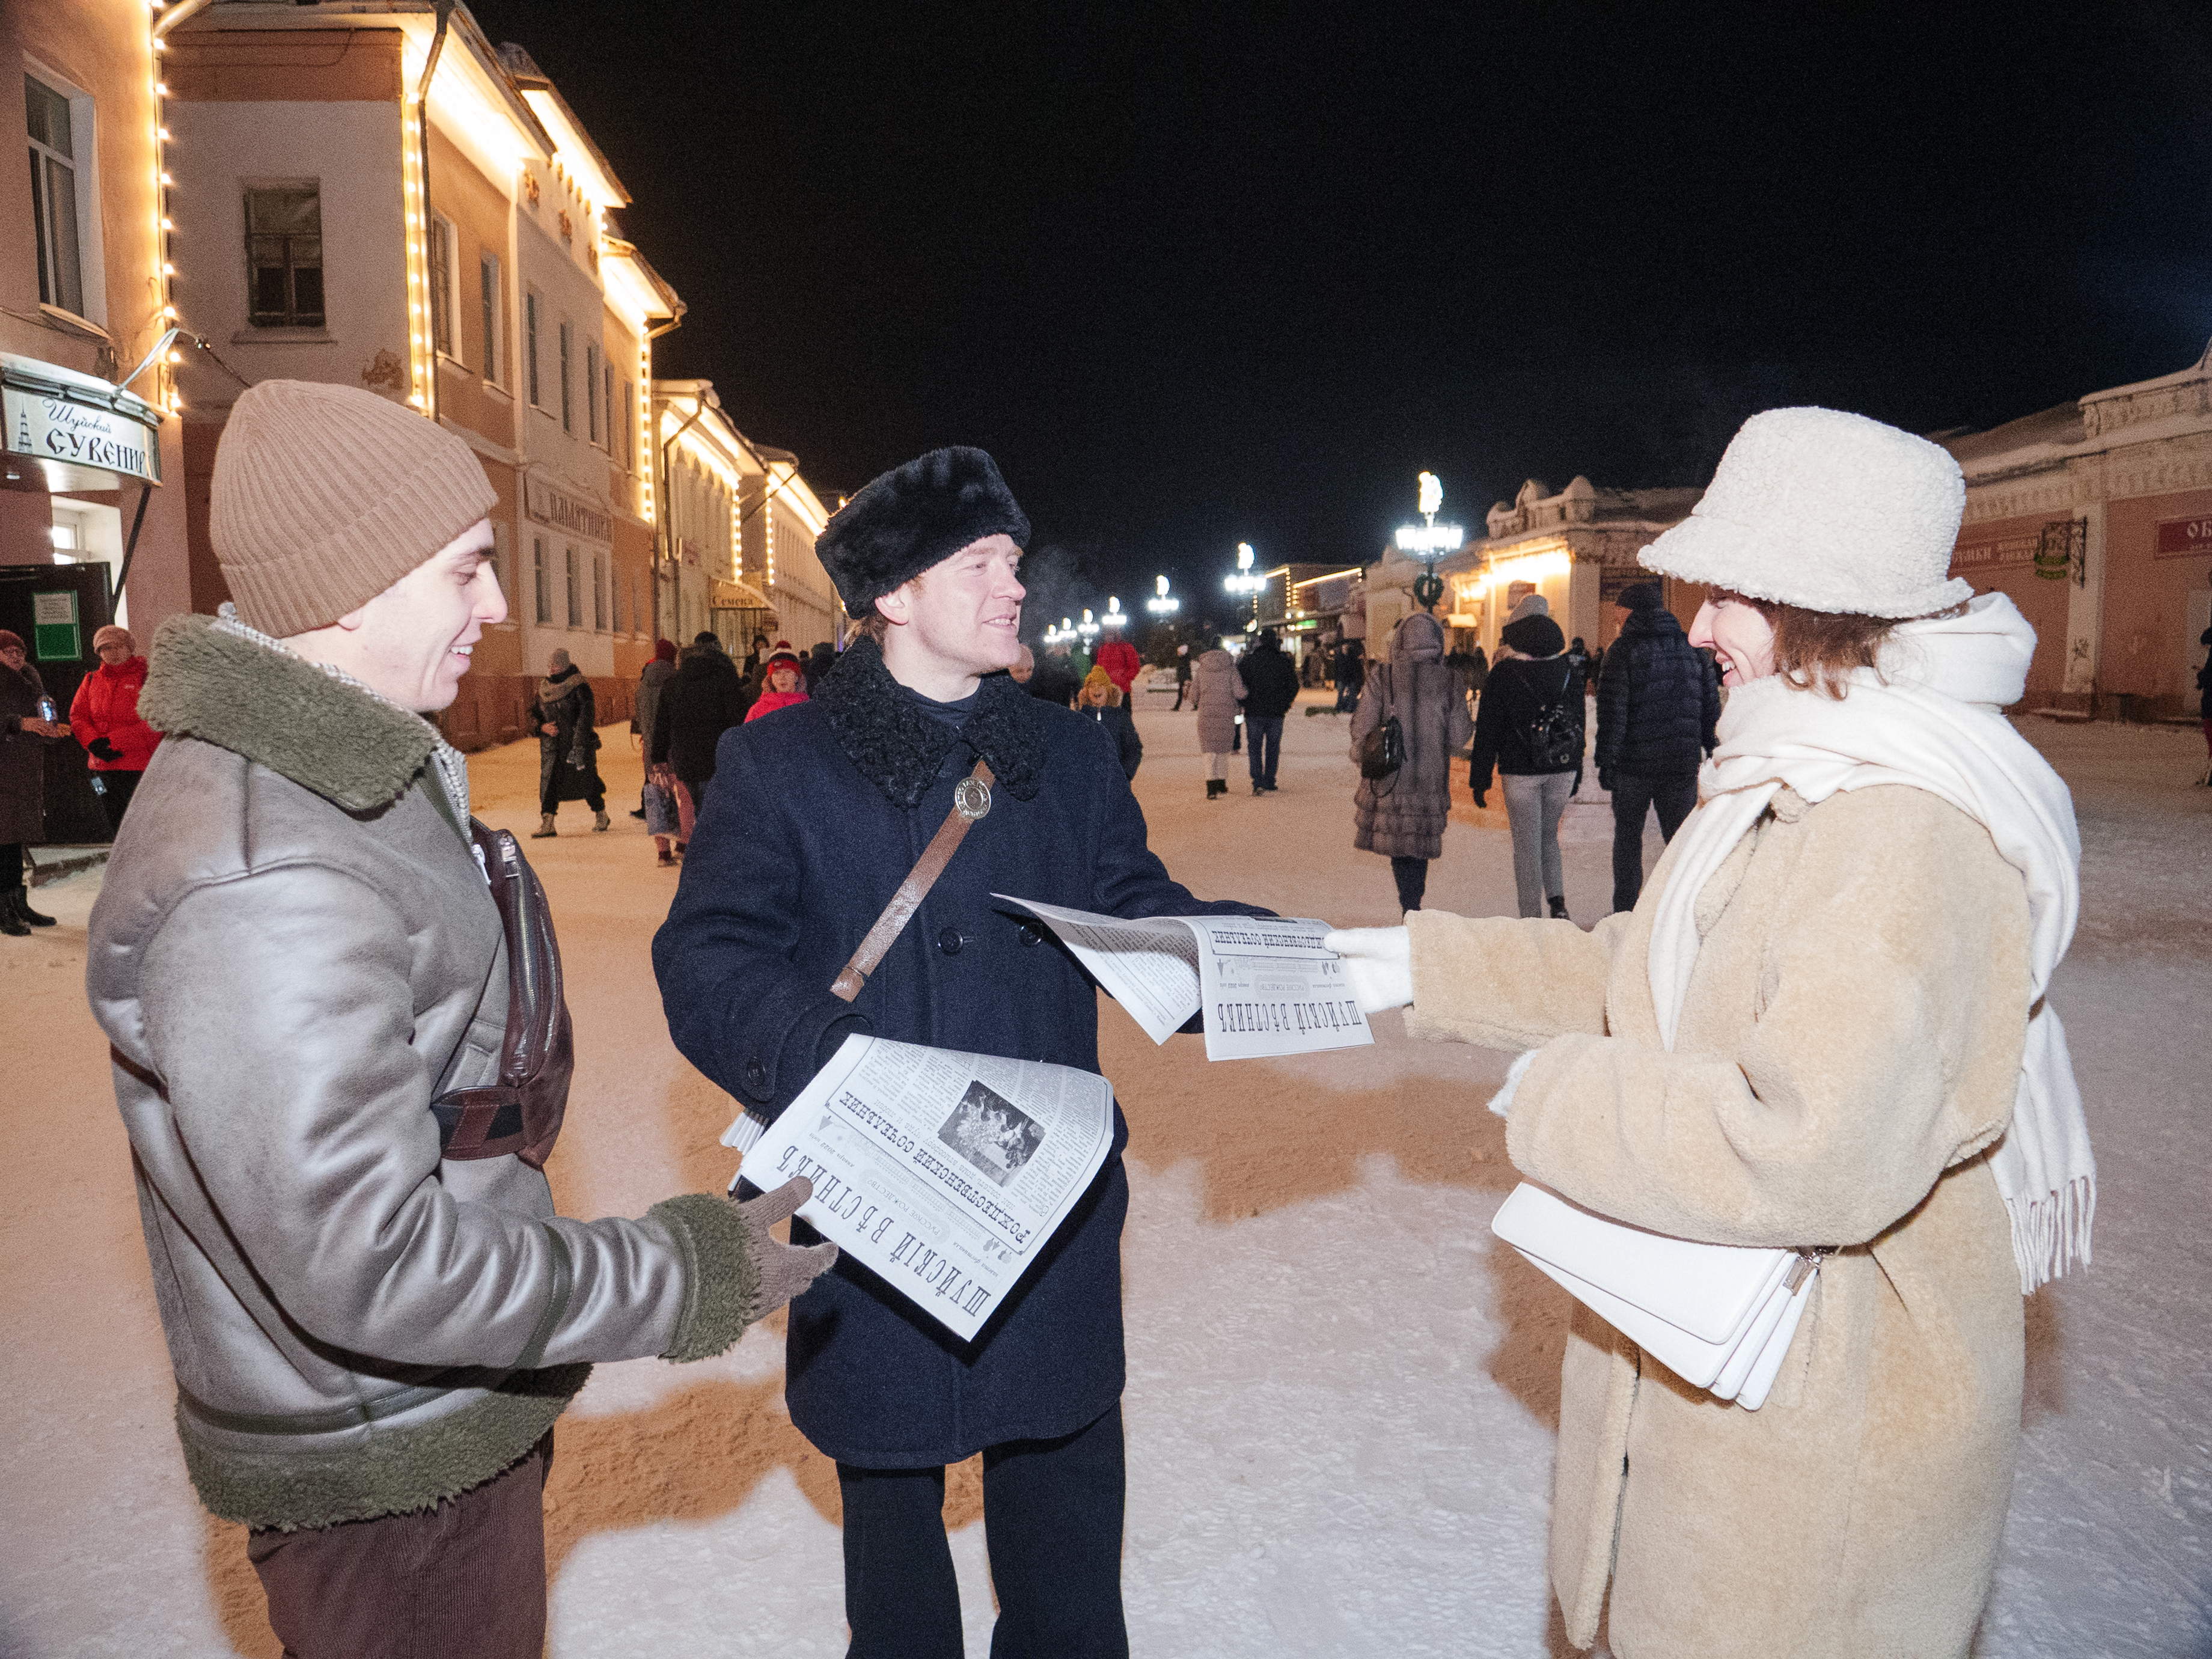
[814,637,1043,809]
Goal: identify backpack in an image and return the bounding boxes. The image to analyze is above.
[1524,665,1582,771]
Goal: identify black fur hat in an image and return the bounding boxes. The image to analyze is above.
[817,447,1030,619]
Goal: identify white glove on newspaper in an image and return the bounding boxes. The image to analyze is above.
[1321,926,1413,1015]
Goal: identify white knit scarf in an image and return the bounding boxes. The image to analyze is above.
[1647,593,2092,1292]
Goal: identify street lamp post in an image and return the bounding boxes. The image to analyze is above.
[1395,470,1464,614]
[1144,575,1179,616]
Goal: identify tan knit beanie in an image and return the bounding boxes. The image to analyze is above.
[210,380,495,637]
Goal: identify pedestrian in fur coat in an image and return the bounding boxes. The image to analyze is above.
[1328,408,2094,1659]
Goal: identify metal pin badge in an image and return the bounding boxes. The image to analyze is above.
[953,777,992,820]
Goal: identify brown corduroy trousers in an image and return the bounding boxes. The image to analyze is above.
[246,1435,552,1659]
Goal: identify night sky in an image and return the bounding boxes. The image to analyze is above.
[464,0,2212,621]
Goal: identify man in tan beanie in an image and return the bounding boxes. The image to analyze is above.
[85,381,832,1658]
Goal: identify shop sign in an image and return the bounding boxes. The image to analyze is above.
[523,475,611,546]
[2154,515,2212,558]
[1,353,162,489]
[1950,532,2039,572]
[1598,564,1651,606]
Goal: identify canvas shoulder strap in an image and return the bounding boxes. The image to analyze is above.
[831,757,995,1002]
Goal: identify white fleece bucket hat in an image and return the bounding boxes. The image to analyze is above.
[1638,406,1972,619]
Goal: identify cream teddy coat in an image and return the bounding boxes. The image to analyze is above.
[1406,781,2032,1657]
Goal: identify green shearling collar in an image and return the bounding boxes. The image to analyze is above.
[138,613,440,813]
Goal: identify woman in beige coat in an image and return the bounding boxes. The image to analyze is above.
[1330,408,2094,1658]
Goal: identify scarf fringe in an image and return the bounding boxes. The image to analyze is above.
[2004,1173,2095,1295]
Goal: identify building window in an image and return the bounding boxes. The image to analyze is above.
[479,254,501,383]
[558,321,573,433]
[525,290,542,406]
[593,552,606,631]
[532,537,550,625]
[244,185,325,329]
[564,545,580,628]
[603,362,617,461]
[428,214,457,357]
[25,75,85,318]
[585,343,600,444]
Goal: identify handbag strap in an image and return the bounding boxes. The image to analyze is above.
[830,758,995,1003]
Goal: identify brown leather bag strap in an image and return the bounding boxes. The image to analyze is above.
[831,758,995,1002]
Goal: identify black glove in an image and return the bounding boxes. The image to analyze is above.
[1471,787,1488,810]
[87,737,121,762]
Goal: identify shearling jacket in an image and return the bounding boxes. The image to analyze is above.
[87,616,757,1532]
[1404,784,2032,1657]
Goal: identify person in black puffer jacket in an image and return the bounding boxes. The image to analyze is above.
[652,635,748,846]
[1238,628,1301,793]
[1470,611,1583,918]
[1595,582,1721,911]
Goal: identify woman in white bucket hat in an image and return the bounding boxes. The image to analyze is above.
[1329,406,2092,1657]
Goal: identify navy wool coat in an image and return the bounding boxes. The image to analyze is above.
[654,639,1261,1467]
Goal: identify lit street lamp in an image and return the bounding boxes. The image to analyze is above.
[1395,471,1464,613]
[1102,596,1126,626]
[1078,608,1099,646]
[1223,541,1267,596]
[1146,575,1180,615]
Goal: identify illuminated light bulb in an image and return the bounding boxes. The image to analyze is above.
[159,173,174,185]
[160,304,177,318]
[166,350,181,364]
[153,37,166,52]
[160,217,173,230]
[157,127,171,141]
[155,83,169,96]
[162,262,174,275]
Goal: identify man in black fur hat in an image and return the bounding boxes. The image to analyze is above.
[655,447,1262,1658]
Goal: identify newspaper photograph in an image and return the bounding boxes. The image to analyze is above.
[993,895,1373,1061]
[735,1034,1114,1342]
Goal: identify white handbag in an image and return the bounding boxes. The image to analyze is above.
[1490,1182,1830,1411]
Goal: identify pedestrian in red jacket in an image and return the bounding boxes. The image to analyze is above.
[744,646,810,723]
[70,624,160,831]
[1093,635,1142,697]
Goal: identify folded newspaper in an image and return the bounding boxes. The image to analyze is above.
[730,1034,1114,1342]
[994,895,1373,1060]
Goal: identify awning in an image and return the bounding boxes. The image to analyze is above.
[2,352,163,492]
[711,577,773,611]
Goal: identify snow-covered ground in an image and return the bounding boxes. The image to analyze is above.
[3,693,2206,1657]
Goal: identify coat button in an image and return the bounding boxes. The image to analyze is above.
[1016,921,1042,946]
[744,1056,768,1093]
[937,926,965,956]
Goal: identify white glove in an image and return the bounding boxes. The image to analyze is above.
[1323,926,1413,1015]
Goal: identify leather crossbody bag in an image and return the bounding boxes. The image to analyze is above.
[1491,1181,1833,1411]
[430,819,575,1169]
[831,759,996,1001]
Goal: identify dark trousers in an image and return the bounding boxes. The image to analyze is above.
[541,780,606,816]
[1,842,21,894]
[96,768,141,834]
[1245,715,1284,787]
[1610,769,1699,912]
[247,1435,552,1659]
[837,1403,1128,1659]
[1390,854,1429,913]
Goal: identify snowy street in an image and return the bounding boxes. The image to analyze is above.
[4,694,2207,1657]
